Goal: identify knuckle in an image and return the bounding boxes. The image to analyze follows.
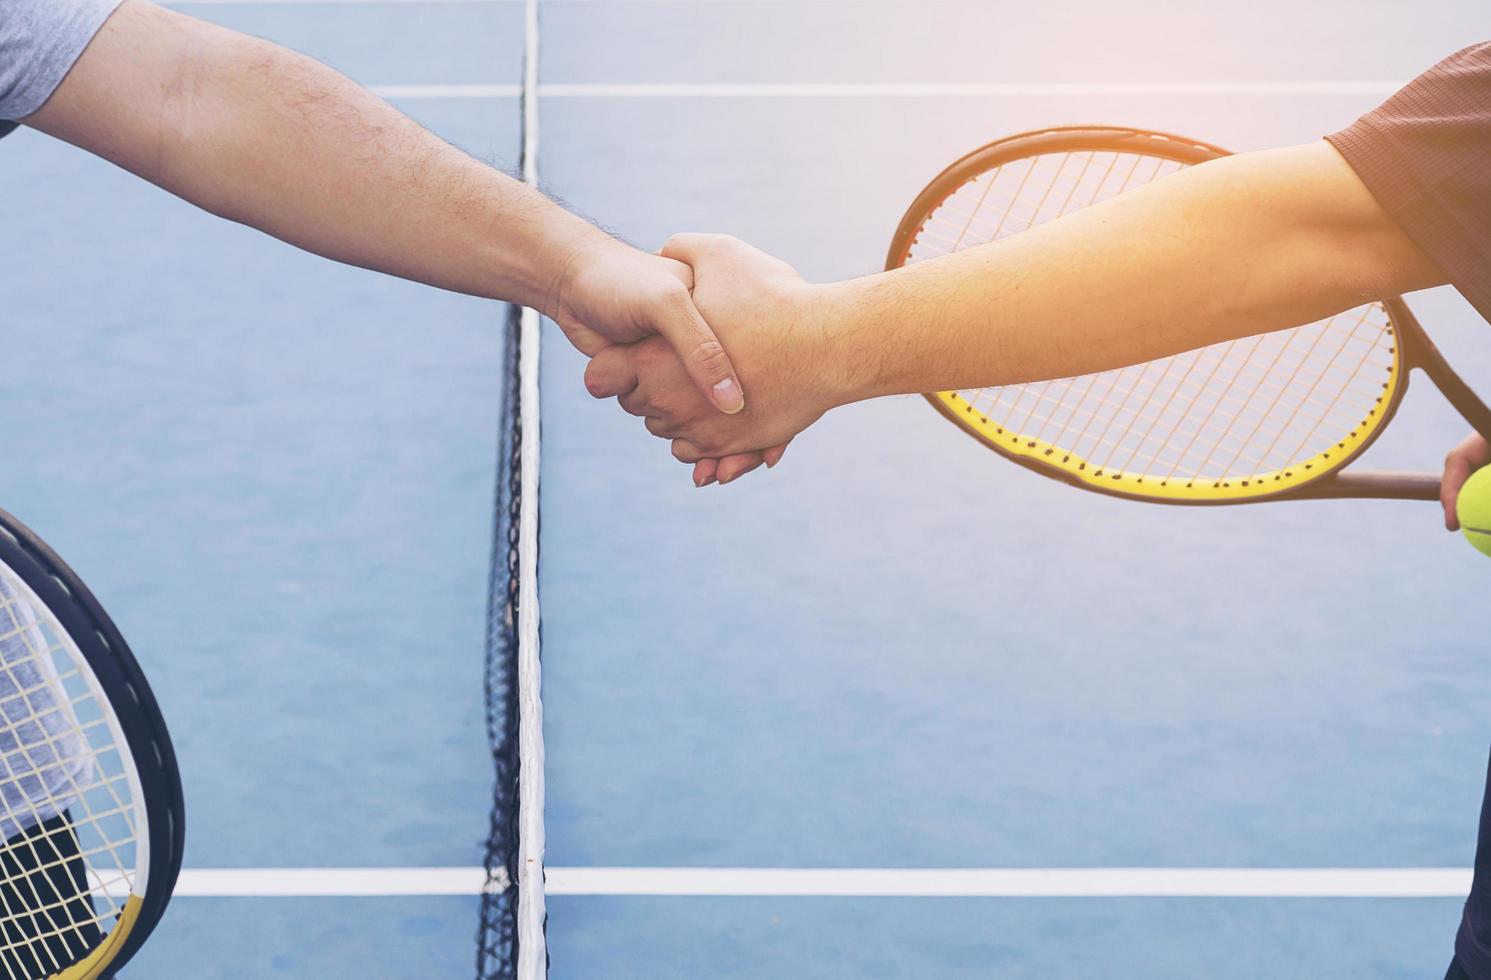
[634,336,673,367]
[687,337,731,375]
[647,392,678,419]
[584,348,625,387]
[618,391,651,417]
[640,281,683,314]
[650,385,697,418]
[652,276,690,302]
[693,432,728,457]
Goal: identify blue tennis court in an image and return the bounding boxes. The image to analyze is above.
[2,1,1488,976]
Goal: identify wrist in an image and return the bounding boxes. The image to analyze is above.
[536,227,625,322]
[808,278,894,407]
[481,191,614,316]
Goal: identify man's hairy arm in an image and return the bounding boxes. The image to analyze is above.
[588,140,1446,481]
[25,0,745,410]
[830,140,1443,398]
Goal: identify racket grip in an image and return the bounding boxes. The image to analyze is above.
[1312,471,1442,500]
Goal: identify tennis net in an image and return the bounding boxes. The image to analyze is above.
[475,0,547,977]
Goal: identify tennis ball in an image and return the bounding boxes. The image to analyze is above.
[1458,467,1491,557]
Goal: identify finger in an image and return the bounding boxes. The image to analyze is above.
[715,452,768,485]
[662,232,797,278]
[651,286,746,415]
[1443,453,1473,531]
[584,346,640,399]
[616,388,652,419]
[560,320,609,358]
[670,439,702,464]
[658,233,728,267]
[692,458,719,488]
[701,440,792,487]
[645,415,683,439]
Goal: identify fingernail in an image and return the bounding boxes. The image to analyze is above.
[712,378,745,414]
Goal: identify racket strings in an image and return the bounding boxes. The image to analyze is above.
[958,322,1394,482]
[1148,310,1368,483]
[0,861,104,979]
[1276,315,1397,461]
[0,821,117,980]
[0,834,120,936]
[914,152,1179,256]
[1199,306,1390,482]
[960,326,1389,456]
[0,577,141,976]
[970,365,1384,447]
[944,157,1006,253]
[0,904,109,980]
[908,147,1399,488]
[932,151,1153,468]
[0,615,138,855]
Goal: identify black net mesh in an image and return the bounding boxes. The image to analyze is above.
[475,302,525,979]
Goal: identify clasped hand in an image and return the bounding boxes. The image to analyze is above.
[583,234,847,486]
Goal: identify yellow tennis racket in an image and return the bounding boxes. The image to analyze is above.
[886,126,1491,504]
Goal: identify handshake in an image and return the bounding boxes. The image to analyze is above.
[538,136,1489,530]
[552,234,865,488]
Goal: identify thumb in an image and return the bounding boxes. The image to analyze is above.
[651,285,746,415]
[658,232,718,268]
[655,253,695,291]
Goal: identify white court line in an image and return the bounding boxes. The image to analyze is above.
[375,85,520,98]
[539,82,1402,97]
[370,81,1402,100]
[174,0,502,5]
[170,867,1473,898]
[171,0,787,4]
[167,0,1072,4]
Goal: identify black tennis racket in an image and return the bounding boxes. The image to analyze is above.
[0,508,183,978]
[886,126,1491,504]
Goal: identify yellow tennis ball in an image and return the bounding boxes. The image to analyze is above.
[1458,467,1491,557]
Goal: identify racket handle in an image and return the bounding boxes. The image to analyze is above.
[1308,471,1442,501]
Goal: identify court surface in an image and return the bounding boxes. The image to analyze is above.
[2,1,1489,977]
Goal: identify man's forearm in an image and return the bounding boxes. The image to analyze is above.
[26,0,607,314]
[819,140,1445,403]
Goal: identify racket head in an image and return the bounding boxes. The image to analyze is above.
[886,126,1412,505]
[0,508,183,978]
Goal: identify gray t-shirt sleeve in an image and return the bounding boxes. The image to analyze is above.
[0,0,124,124]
